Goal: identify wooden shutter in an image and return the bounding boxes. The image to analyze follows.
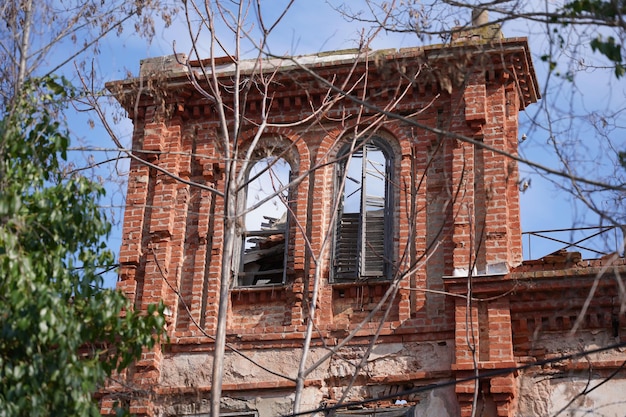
[362,208,385,276]
[333,140,391,282]
[334,212,361,280]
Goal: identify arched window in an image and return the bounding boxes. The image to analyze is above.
[237,156,291,287]
[332,138,394,282]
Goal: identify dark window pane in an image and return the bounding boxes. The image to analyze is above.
[238,157,290,287]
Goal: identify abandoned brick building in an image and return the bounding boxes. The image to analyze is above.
[101,19,626,417]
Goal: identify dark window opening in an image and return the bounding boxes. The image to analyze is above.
[333,138,394,282]
[333,406,414,417]
[237,157,290,287]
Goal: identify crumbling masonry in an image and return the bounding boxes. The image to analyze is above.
[101,24,626,417]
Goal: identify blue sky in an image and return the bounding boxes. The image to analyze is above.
[60,1,625,286]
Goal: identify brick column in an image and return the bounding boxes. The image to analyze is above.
[453,297,480,417]
[480,81,523,272]
[129,111,184,415]
[450,122,476,274]
[117,120,151,304]
[487,298,517,417]
[447,279,517,417]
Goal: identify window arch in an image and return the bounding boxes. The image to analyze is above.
[237,156,291,287]
[332,137,395,282]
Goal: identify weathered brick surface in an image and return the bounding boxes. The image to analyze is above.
[99,38,626,417]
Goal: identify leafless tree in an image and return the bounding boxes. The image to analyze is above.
[9,0,626,415]
[335,0,626,244]
[93,1,567,416]
[0,0,177,111]
[170,2,625,416]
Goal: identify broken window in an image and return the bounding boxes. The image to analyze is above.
[237,156,290,287]
[332,138,394,282]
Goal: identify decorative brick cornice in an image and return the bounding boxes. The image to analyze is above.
[107,39,539,125]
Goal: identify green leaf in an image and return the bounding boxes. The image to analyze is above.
[0,75,166,417]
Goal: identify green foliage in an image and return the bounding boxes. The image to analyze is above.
[619,151,626,169]
[565,0,626,19]
[563,0,626,77]
[0,77,166,417]
[590,35,625,77]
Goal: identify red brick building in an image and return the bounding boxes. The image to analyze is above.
[102,24,626,417]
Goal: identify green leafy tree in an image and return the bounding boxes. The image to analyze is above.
[0,76,166,417]
[562,0,626,77]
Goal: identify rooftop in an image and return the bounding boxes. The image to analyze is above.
[119,37,540,111]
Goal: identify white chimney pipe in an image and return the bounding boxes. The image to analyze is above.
[472,9,488,26]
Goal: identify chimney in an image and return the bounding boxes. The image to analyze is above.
[451,9,502,43]
[471,9,489,26]
[139,54,188,78]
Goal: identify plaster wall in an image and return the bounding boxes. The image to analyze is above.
[98,40,572,417]
[517,376,626,417]
[160,341,454,413]
[515,329,626,417]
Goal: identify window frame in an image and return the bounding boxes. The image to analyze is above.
[235,155,292,288]
[331,137,395,283]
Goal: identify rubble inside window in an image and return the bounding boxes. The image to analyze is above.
[240,213,287,286]
[237,157,290,287]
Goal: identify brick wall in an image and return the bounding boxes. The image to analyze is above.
[100,40,576,417]
[122,83,524,342]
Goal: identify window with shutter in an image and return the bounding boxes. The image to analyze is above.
[332,138,393,282]
[236,157,290,287]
